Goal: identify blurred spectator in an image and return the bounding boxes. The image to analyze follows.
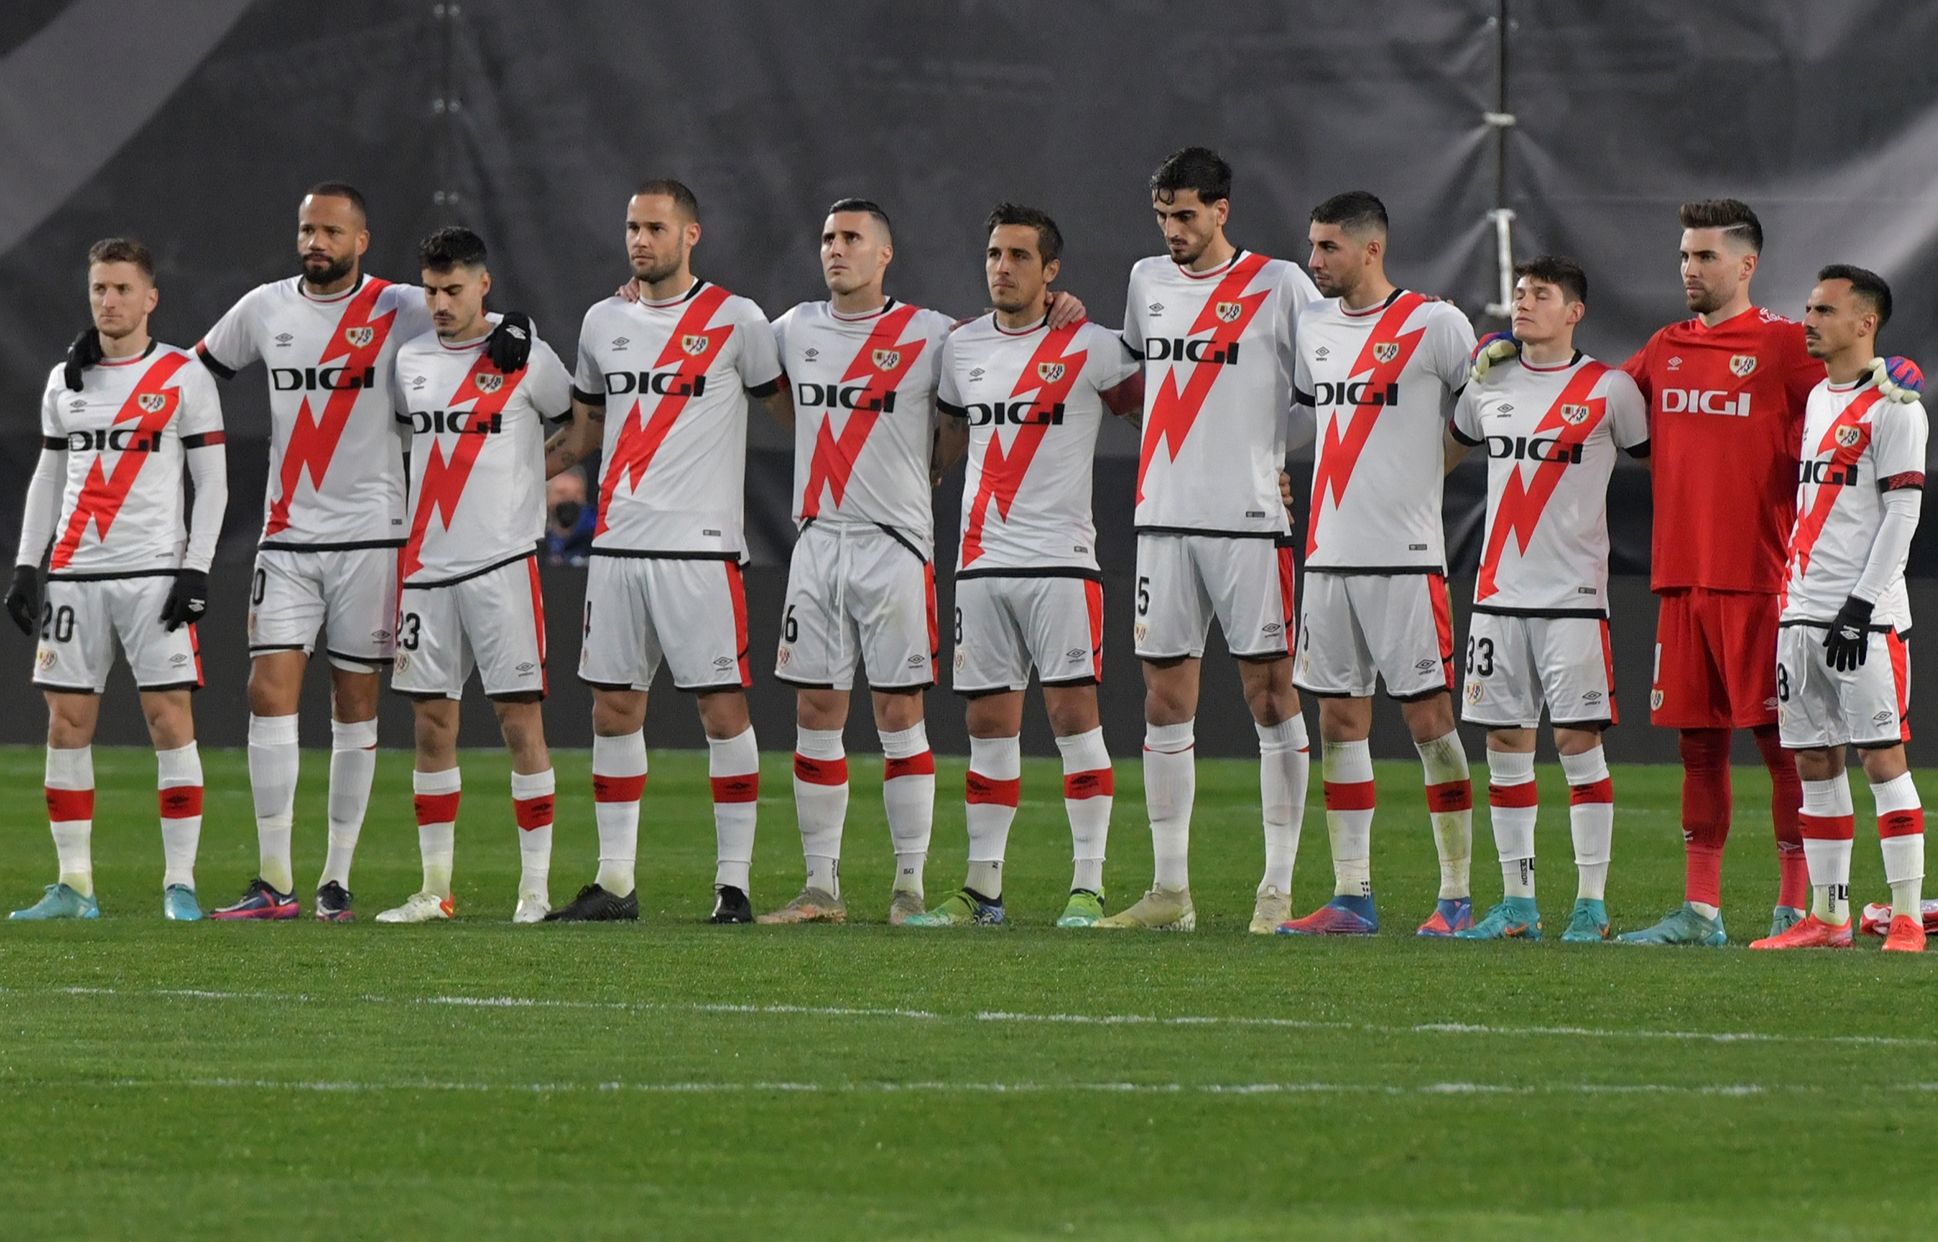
[546,465,596,566]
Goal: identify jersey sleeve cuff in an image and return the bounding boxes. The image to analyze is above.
[937,398,968,419]
[571,385,606,406]
[40,434,66,451]
[1882,470,1925,491]
[181,431,226,449]
[1293,388,1316,408]
[194,342,237,380]
[745,374,783,399]
[1448,423,1483,447]
[1624,440,1652,459]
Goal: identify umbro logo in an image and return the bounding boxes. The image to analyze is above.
[969,368,985,380]
[68,399,86,411]
[274,333,294,347]
[1148,303,1163,313]
[1496,403,1514,413]
[804,347,820,361]
[611,336,630,350]
[1314,346,1330,360]
[1667,356,1683,371]
[410,375,427,389]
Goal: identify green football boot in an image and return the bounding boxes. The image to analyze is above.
[1056,889,1105,928]
[1615,902,1727,946]
[1560,898,1611,942]
[1767,905,1807,938]
[1454,896,1542,940]
[904,888,1006,928]
[10,883,100,921]
[162,885,203,922]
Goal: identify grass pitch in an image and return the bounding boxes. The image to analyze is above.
[0,744,1933,1239]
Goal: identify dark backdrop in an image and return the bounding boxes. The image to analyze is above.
[1,1,1934,757]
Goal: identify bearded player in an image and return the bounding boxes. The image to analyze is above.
[1616,200,1922,945]
[544,180,787,924]
[1752,266,1926,953]
[196,182,531,922]
[1279,191,1479,938]
[912,203,1140,928]
[1099,147,1318,934]
[6,238,227,922]
[1446,257,1649,942]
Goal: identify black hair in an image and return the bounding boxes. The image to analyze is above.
[1150,147,1232,206]
[1817,263,1893,334]
[1309,190,1388,237]
[1679,199,1763,253]
[827,197,893,242]
[418,225,488,271]
[1514,254,1588,305]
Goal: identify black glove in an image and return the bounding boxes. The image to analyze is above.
[4,564,40,636]
[486,311,532,374]
[1823,595,1874,672]
[159,569,209,632]
[63,327,103,392]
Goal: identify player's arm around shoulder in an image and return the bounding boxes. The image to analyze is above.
[1603,367,1653,473]
[1093,324,1145,429]
[931,331,968,484]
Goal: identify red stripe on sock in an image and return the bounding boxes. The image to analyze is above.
[159,786,203,819]
[1569,777,1614,805]
[966,772,1021,807]
[1798,812,1856,842]
[1426,780,1472,813]
[710,774,760,804]
[1488,781,1540,809]
[1324,780,1376,811]
[592,773,646,803]
[413,791,461,825]
[793,754,848,786]
[513,795,554,831]
[1881,807,1926,838]
[1063,768,1115,799]
[45,787,93,821]
[885,751,935,780]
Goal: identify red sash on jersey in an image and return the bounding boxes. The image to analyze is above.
[1474,360,1610,602]
[265,278,397,537]
[800,303,930,519]
[51,351,192,570]
[961,325,1086,565]
[1137,252,1272,503]
[1785,385,1883,603]
[402,352,531,579]
[1307,291,1428,559]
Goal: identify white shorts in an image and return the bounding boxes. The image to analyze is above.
[775,522,936,691]
[1776,622,1911,749]
[33,574,202,694]
[1460,611,1617,729]
[392,555,547,700]
[1296,571,1455,699]
[952,573,1104,693]
[579,553,750,693]
[248,544,399,672]
[1132,533,1294,661]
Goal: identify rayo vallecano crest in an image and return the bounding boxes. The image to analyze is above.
[137,392,169,413]
[872,347,902,371]
[681,333,709,355]
[1560,403,1590,426]
[1214,300,1242,323]
[1373,342,1399,363]
[1037,361,1066,383]
[1835,424,1862,448]
[475,372,503,394]
[1729,354,1758,377]
[345,326,374,348]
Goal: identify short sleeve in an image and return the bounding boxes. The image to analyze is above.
[196,286,263,378]
[1619,335,1654,404]
[388,354,412,421]
[1293,334,1314,405]
[1872,399,1930,488]
[935,336,964,414]
[771,306,793,361]
[1276,263,1318,345]
[40,368,62,437]
[572,306,606,404]
[1088,324,1139,390]
[733,298,783,394]
[176,359,225,438]
[390,285,434,341]
[526,339,574,419]
[1449,384,1483,445]
[1779,321,1821,413]
[1603,369,1649,452]
[1119,267,1145,358]
[1429,305,1478,393]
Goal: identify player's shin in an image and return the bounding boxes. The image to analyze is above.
[1559,746,1614,901]
[246,713,300,893]
[591,730,646,897]
[1799,776,1856,924]
[1145,720,1196,890]
[45,745,94,897]
[1323,737,1375,897]
[1257,716,1309,894]
[1486,748,1539,900]
[792,728,848,897]
[965,735,1021,899]
[511,768,555,903]
[1418,731,1473,899]
[1056,727,1112,894]
[708,727,759,892]
[412,767,461,900]
[320,717,378,889]
[881,723,935,898]
[1873,773,1926,921]
[1679,729,1732,917]
[157,742,203,892]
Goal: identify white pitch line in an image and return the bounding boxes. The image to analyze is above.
[19,985,1933,1050]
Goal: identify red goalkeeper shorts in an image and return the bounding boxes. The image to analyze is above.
[1649,588,1780,730]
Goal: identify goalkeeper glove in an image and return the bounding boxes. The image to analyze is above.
[1468,330,1519,381]
[1823,595,1874,672]
[63,327,103,392]
[4,565,40,636]
[1871,355,1925,404]
[486,311,533,374]
[159,569,209,632]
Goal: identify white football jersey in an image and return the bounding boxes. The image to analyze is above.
[1450,353,1649,613]
[573,280,781,558]
[772,298,954,549]
[1120,250,1316,534]
[1782,377,1928,629]
[1297,290,1476,570]
[197,275,429,549]
[37,344,225,575]
[938,315,1139,574]
[392,321,573,584]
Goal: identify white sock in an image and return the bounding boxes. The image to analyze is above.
[1145,719,1195,891]
[1056,728,1112,894]
[45,745,94,897]
[1798,776,1854,923]
[1486,748,1538,900]
[1417,730,1473,899]
[881,722,934,897]
[511,767,555,899]
[1559,745,1613,902]
[1323,737,1374,897]
[708,727,760,891]
[413,767,461,899]
[793,727,848,898]
[1257,715,1308,894]
[321,716,377,889]
[966,735,1021,899]
[1873,772,1925,922]
[246,713,299,893]
[156,742,203,891]
[592,730,645,896]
